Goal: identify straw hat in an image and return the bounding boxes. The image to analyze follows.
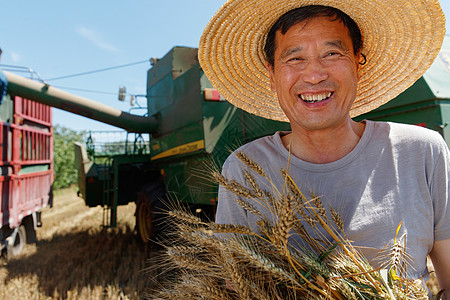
[199,0,446,121]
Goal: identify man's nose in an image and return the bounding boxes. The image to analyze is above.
[301,58,328,84]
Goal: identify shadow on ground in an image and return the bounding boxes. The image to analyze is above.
[3,225,167,299]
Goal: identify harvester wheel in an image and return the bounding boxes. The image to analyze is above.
[7,225,27,257]
[136,182,168,244]
[137,201,153,242]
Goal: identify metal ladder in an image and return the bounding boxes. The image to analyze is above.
[102,156,117,228]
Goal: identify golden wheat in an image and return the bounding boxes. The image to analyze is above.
[154,154,435,299]
[234,151,267,179]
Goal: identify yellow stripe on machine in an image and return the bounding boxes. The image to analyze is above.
[151,140,205,160]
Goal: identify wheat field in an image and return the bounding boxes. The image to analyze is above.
[0,186,163,300]
[0,186,440,299]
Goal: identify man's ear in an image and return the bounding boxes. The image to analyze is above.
[266,62,276,92]
[356,52,363,81]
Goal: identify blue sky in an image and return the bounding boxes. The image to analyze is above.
[1,1,449,132]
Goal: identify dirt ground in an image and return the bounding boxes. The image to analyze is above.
[0,186,441,299]
[0,186,163,300]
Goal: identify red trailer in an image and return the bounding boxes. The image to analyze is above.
[0,92,53,256]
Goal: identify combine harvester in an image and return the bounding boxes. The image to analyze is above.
[3,47,290,246]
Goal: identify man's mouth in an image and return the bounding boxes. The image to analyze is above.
[299,92,332,103]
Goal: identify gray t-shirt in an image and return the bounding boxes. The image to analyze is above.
[217,120,450,279]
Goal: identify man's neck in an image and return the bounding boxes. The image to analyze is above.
[281,120,366,164]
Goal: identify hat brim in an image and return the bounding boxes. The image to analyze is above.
[199,0,446,122]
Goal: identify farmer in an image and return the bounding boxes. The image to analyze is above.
[198,0,449,296]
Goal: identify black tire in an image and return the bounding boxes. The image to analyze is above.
[23,215,37,244]
[7,225,26,257]
[136,182,168,244]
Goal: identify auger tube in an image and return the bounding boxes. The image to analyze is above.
[4,71,157,133]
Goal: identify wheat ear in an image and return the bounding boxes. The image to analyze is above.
[234,151,267,179]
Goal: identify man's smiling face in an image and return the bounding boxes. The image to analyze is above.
[268,15,360,133]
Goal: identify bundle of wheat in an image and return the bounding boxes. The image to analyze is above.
[154,152,429,300]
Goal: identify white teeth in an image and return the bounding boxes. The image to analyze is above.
[300,92,332,103]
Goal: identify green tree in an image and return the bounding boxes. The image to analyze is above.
[53,125,86,189]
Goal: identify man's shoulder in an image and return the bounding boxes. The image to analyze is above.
[222,131,288,169]
[238,132,283,151]
[368,121,448,162]
[372,120,444,145]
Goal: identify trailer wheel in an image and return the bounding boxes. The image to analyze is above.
[8,225,27,257]
[136,183,168,244]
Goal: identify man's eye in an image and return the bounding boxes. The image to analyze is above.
[287,57,303,62]
[325,52,341,58]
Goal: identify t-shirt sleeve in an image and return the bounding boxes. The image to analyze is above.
[431,138,450,241]
[215,154,249,227]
